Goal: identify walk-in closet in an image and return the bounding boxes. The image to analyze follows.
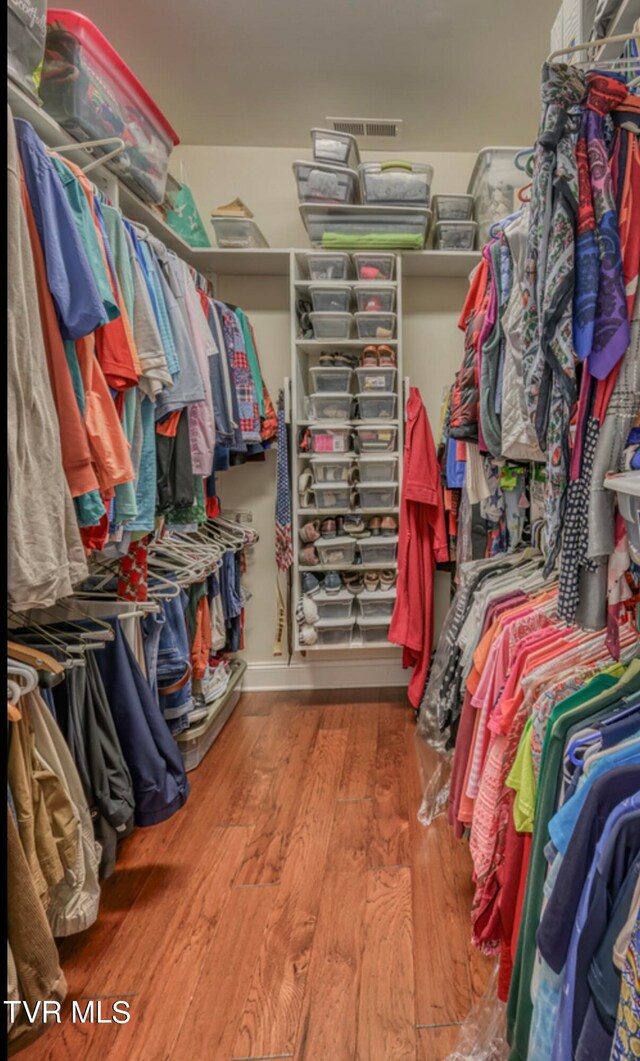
[6,0,640,1058]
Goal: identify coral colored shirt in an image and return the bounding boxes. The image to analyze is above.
[389,388,448,707]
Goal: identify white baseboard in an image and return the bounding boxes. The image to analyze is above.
[242,655,409,691]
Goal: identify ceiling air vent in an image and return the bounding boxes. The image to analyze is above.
[327,117,403,140]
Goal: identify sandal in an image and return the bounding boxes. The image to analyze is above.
[364,571,380,592]
[320,518,337,539]
[377,345,397,367]
[361,345,379,367]
[343,515,368,537]
[344,573,364,595]
[319,350,336,366]
[380,516,398,537]
[379,570,397,590]
[299,520,321,543]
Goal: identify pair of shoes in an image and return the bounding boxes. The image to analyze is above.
[344,572,364,594]
[302,573,321,595]
[299,467,313,508]
[300,545,320,565]
[364,570,397,592]
[368,515,397,536]
[299,623,318,646]
[323,571,343,594]
[359,345,397,367]
[296,595,319,625]
[344,515,369,537]
[300,519,320,543]
[320,350,359,368]
[320,518,337,539]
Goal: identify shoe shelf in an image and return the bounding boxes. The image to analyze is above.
[289,249,404,653]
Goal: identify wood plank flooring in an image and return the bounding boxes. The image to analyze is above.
[24,688,493,1061]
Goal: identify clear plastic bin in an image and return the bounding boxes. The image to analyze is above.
[176,660,245,771]
[355,312,396,340]
[359,161,433,205]
[299,205,431,250]
[310,455,353,482]
[8,0,46,97]
[314,617,355,647]
[357,589,397,620]
[358,535,399,564]
[353,253,396,280]
[358,482,398,509]
[41,10,179,205]
[309,312,353,340]
[308,392,353,421]
[355,425,397,453]
[310,426,352,454]
[309,366,353,394]
[432,194,474,221]
[311,483,352,510]
[308,283,352,314]
[314,589,355,621]
[467,146,529,244]
[311,128,360,169]
[355,366,397,392]
[357,455,398,483]
[316,536,358,566]
[294,161,359,205]
[357,616,391,644]
[306,252,351,280]
[211,217,269,248]
[357,392,397,420]
[434,221,477,251]
[355,285,396,313]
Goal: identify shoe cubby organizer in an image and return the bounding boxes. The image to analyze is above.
[289,250,405,651]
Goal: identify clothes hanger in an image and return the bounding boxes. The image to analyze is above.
[7,659,39,695]
[7,679,23,722]
[6,638,65,677]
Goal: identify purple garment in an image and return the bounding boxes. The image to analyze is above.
[573,72,630,380]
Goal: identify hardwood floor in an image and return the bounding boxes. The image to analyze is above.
[24,688,493,1061]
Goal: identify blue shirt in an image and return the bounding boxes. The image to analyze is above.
[14,118,107,341]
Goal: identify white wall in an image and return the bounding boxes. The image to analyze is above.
[173,144,474,686]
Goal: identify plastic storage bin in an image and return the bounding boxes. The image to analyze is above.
[309,455,353,482]
[311,483,352,510]
[434,221,477,251]
[294,161,359,205]
[357,615,391,644]
[355,312,396,340]
[359,161,433,205]
[355,285,396,314]
[357,392,397,420]
[308,392,353,421]
[310,426,352,454]
[358,482,398,509]
[308,283,352,314]
[358,589,397,620]
[306,252,351,280]
[357,455,398,483]
[358,535,398,565]
[211,217,269,248]
[353,253,395,280]
[309,366,353,394]
[8,0,46,97]
[355,425,397,453]
[432,194,474,221]
[314,590,355,621]
[467,146,529,243]
[355,366,397,392]
[314,617,355,647]
[311,128,360,169]
[41,10,179,205]
[176,660,245,771]
[299,204,431,250]
[309,312,353,340]
[316,536,358,566]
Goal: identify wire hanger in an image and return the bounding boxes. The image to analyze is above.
[548,29,640,65]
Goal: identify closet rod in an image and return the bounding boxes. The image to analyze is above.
[548,28,640,62]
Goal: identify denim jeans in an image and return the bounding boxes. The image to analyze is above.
[155,588,193,734]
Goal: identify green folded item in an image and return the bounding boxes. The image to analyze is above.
[321,232,424,249]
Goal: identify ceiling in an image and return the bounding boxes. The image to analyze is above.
[68,0,558,150]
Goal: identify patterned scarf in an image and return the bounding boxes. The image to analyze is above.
[521,62,586,572]
[573,72,629,379]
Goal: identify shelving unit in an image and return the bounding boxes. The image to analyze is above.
[289,249,404,652]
